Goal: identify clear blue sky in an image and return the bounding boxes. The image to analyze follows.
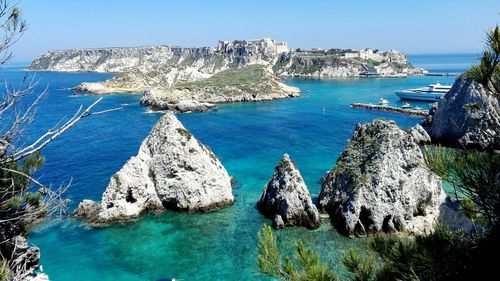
[12,0,500,61]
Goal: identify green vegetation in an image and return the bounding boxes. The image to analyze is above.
[175,65,280,94]
[259,145,500,281]
[424,146,500,225]
[464,25,500,93]
[257,224,340,281]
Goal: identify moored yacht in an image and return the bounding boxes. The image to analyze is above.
[378,98,389,105]
[394,82,451,101]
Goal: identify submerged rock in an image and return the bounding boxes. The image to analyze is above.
[77,112,234,224]
[424,78,500,149]
[258,154,320,229]
[318,119,446,237]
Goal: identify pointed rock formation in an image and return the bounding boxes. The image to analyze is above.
[424,78,500,150]
[258,154,320,229]
[318,120,446,237]
[408,124,431,144]
[74,112,234,224]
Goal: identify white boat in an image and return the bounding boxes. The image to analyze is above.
[414,106,423,110]
[394,82,451,101]
[379,98,389,105]
[401,103,411,109]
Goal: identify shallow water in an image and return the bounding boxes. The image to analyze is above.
[4,54,470,280]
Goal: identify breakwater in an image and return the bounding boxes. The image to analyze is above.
[351,103,429,116]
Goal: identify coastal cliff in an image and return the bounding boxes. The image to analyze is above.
[273,48,424,77]
[73,112,234,224]
[29,39,282,75]
[30,39,424,80]
[30,39,424,113]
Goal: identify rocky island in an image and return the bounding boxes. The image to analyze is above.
[74,112,234,224]
[139,65,300,112]
[318,120,446,237]
[258,154,320,229]
[30,39,425,112]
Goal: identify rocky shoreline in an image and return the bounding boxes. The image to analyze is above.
[72,65,300,113]
[68,73,487,237]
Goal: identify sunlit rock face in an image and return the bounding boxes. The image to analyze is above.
[425,78,500,150]
[74,112,234,224]
[258,154,320,229]
[318,120,446,237]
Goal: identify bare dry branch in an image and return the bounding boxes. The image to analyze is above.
[1,97,103,164]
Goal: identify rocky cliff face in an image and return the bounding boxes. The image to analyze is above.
[74,112,234,224]
[318,120,446,237]
[273,49,424,77]
[0,220,44,280]
[30,39,280,74]
[30,39,422,81]
[258,154,320,229]
[424,78,500,150]
[32,40,423,111]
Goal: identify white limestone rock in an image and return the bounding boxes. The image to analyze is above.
[408,124,431,144]
[318,119,446,237]
[82,112,234,224]
[30,41,423,86]
[424,78,500,150]
[258,154,320,229]
[140,89,216,113]
[26,273,50,281]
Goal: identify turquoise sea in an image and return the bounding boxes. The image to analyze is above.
[6,53,475,280]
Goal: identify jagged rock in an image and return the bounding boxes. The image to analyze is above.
[425,78,500,149]
[140,89,216,113]
[4,236,40,277]
[409,124,431,144]
[318,119,446,237]
[77,112,234,224]
[273,215,285,229]
[258,154,320,229]
[26,273,50,281]
[71,199,101,219]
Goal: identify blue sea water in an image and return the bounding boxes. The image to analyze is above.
[4,54,473,281]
